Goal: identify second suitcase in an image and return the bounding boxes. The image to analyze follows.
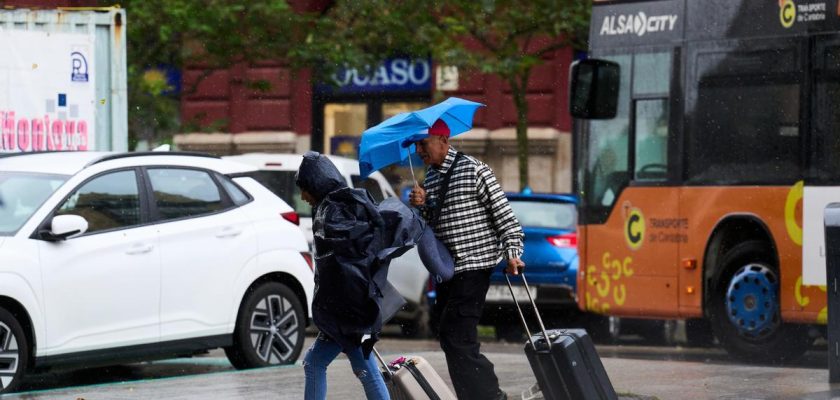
[372,350,457,400]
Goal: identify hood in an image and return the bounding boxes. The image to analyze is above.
[295,151,347,201]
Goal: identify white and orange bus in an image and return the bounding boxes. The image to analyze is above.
[569,0,839,361]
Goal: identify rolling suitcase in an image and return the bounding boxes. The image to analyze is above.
[372,348,457,400]
[505,272,618,400]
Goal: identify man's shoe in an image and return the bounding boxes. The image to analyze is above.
[494,391,508,400]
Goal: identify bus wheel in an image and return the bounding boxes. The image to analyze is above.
[710,240,811,362]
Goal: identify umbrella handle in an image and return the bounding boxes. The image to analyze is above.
[408,145,417,185]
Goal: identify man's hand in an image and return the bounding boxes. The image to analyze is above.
[506,257,525,275]
[409,184,426,206]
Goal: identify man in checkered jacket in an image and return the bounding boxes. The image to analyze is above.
[409,119,525,400]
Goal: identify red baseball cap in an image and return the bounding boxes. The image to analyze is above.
[428,119,450,137]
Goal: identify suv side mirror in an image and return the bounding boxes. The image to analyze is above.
[569,59,620,119]
[41,214,89,241]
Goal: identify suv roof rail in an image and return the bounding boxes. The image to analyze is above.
[87,151,220,167]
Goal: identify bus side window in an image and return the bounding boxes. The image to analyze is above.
[634,99,669,181]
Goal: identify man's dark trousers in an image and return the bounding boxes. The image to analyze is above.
[435,268,502,400]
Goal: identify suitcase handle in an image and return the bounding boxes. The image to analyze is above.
[372,347,395,379]
[504,272,552,350]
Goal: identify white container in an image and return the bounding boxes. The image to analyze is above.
[0,7,127,152]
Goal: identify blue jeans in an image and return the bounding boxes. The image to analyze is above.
[303,334,389,400]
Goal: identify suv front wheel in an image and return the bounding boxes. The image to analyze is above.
[225,282,305,369]
[0,307,28,394]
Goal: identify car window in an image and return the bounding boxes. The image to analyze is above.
[217,174,250,205]
[57,170,141,233]
[0,172,68,236]
[148,168,224,221]
[244,170,311,217]
[351,175,385,202]
[508,200,577,230]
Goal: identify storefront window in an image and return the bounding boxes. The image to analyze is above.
[382,102,430,119]
[324,103,367,158]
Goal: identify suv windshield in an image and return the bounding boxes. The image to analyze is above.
[509,200,577,230]
[0,172,69,236]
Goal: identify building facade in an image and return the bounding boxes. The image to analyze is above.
[5,0,577,193]
[177,49,576,193]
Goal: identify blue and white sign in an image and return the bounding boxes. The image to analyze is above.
[70,51,89,82]
[318,57,432,94]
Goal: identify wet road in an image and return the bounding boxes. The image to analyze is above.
[4,333,838,399]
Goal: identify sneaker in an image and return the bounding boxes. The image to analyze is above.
[493,390,508,400]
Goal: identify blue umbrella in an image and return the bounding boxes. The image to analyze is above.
[358,97,485,179]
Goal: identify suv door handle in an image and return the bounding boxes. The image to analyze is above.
[216,227,242,238]
[126,243,153,255]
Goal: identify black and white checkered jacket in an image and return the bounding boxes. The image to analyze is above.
[418,146,524,274]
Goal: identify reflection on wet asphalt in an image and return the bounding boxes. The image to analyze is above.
[18,356,238,392]
[3,337,840,400]
[596,344,827,369]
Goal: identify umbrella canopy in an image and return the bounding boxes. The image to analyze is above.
[359,97,485,179]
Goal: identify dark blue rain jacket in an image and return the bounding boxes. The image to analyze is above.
[295,151,407,356]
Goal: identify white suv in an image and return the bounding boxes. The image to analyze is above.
[224,153,432,336]
[0,151,314,393]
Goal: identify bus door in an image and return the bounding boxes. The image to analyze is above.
[580,50,680,317]
[803,34,840,290]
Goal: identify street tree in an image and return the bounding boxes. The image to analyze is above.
[305,0,591,189]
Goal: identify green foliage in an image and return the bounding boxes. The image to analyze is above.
[306,0,592,189]
[98,0,592,182]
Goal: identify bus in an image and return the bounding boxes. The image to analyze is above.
[569,0,840,361]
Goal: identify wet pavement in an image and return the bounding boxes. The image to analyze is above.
[4,338,840,399]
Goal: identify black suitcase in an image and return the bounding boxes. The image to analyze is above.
[505,273,618,400]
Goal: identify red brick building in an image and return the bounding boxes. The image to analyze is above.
[178,52,576,193]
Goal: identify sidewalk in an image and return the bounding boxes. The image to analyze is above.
[7,345,839,399]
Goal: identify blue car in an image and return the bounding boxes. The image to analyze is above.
[481,191,579,341]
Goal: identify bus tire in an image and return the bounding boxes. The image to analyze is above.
[710,240,811,362]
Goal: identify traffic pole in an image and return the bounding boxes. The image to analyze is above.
[823,203,840,383]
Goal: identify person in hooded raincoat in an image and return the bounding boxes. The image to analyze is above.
[296,151,403,400]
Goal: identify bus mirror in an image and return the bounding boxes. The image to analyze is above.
[569,59,620,119]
